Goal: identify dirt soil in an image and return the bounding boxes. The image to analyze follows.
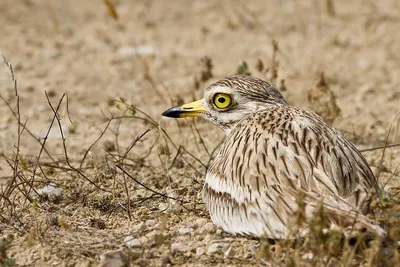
[0,0,400,266]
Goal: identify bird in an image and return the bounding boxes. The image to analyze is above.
[162,75,384,239]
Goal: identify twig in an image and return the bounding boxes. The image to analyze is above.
[0,94,56,162]
[111,107,207,174]
[122,129,151,159]
[375,111,400,181]
[383,160,400,189]
[0,52,21,197]
[360,143,400,153]
[116,164,189,203]
[45,92,108,192]
[26,90,67,202]
[119,129,151,221]
[80,118,112,169]
[65,93,74,124]
[192,119,211,156]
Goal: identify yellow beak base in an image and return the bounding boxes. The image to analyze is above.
[162,99,208,118]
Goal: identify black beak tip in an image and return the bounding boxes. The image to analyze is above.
[162,106,182,118]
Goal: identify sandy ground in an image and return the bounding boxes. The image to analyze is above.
[0,0,399,266]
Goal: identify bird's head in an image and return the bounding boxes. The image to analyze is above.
[162,75,288,134]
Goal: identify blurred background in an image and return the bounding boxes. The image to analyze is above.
[0,0,399,266]
[1,0,399,145]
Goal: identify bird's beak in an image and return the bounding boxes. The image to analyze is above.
[162,99,208,118]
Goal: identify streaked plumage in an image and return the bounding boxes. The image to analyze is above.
[162,75,384,239]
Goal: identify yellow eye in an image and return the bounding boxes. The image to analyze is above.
[213,93,233,110]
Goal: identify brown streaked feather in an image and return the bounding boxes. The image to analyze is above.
[203,106,381,238]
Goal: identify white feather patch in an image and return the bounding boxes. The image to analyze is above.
[203,171,289,238]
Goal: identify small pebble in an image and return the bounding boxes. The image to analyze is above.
[98,248,131,267]
[178,227,194,235]
[131,222,146,234]
[168,192,182,212]
[145,219,158,228]
[36,183,63,198]
[302,252,314,260]
[224,247,235,258]
[203,234,213,244]
[159,202,169,211]
[207,243,221,255]
[123,236,141,248]
[216,229,223,235]
[171,242,189,254]
[196,247,205,257]
[244,252,252,259]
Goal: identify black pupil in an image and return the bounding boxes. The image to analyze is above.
[218,97,226,103]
